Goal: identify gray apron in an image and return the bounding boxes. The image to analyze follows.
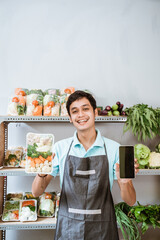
[54,141,119,240]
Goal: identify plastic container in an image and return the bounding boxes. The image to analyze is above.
[7,95,26,116]
[60,94,70,116]
[23,192,39,201]
[43,95,60,116]
[4,147,23,167]
[38,192,56,217]
[19,200,37,222]
[26,94,43,116]
[25,133,54,174]
[6,193,23,201]
[2,201,20,221]
[44,89,60,96]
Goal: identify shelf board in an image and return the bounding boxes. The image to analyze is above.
[138,169,160,175]
[0,167,36,176]
[0,115,127,123]
[0,217,56,230]
[1,167,160,176]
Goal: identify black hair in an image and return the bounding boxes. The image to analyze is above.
[66,90,97,116]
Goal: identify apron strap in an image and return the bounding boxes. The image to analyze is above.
[103,138,107,156]
[66,140,73,158]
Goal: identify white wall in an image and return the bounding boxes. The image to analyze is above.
[1,0,160,239]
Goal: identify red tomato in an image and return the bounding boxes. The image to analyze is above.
[32,100,39,107]
[19,90,26,96]
[48,101,55,108]
[12,97,19,103]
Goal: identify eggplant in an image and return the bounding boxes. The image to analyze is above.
[99,110,108,116]
[105,106,111,111]
[116,101,121,106]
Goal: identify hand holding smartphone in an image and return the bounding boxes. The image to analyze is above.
[119,146,135,179]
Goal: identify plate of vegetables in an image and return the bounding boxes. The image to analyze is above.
[19,200,37,222]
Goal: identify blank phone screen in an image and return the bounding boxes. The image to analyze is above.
[119,146,135,178]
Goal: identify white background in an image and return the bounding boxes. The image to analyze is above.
[0,0,160,239]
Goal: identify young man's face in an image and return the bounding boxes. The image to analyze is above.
[69,97,98,132]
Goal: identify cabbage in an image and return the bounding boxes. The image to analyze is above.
[134,144,150,167]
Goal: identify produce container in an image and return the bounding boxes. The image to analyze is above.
[6,193,23,201]
[7,95,26,116]
[19,151,26,168]
[25,133,54,174]
[43,95,60,116]
[4,147,23,167]
[60,87,75,95]
[23,192,39,201]
[2,201,20,221]
[19,200,37,222]
[60,94,70,116]
[44,88,60,96]
[26,94,43,116]
[38,192,56,217]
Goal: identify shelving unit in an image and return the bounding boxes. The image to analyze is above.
[0,115,159,240]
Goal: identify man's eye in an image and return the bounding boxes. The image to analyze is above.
[72,110,77,114]
[83,108,89,111]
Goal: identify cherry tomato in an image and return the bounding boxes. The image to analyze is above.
[19,90,26,96]
[48,101,55,108]
[32,100,39,107]
[12,97,19,103]
[64,89,71,94]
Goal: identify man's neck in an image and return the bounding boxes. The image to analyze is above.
[77,128,97,151]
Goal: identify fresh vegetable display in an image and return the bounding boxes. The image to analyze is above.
[115,202,140,240]
[2,201,20,221]
[124,104,160,141]
[26,133,54,173]
[26,93,43,116]
[4,147,23,167]
[38,192,56,217]
[128,202,160,234]
[19,200,37,221]
[115,201,160,239]
[60,87,75,116]
[99,101,126,116]
[43,94,60,116]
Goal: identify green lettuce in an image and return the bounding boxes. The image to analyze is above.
[134,144,150,168]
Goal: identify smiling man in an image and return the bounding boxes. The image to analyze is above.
[32,90,139,240]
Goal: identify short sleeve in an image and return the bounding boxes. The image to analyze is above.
[50,143,59,177]
[113,145,120,180]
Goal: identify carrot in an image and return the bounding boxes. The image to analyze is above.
[32,100,39,107]
[46,155,52,162]
[33,105,42,116]
[27,156,33,161]
[22,201,35,207]
[44,105,51,116]
[18,95,26,106]
[12,97,19,103]
[30,161,36,167]
[39,155,46,162]
[34,158,41,164]
[48,101,55,108]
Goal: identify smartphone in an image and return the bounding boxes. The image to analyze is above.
[119,146,135,178]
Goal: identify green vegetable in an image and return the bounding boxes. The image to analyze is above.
[5,201,20,210]
[17,105,25,115]
[29,89,44,96]
[27,143,52,159]
[155,143,160,153]
[113,110,120,116]
[129,202,160,234]
[134,144,150,168]
[124,104,160,141]
[115,202,140,240]
[28,205,35,212]
[39,209,53,216]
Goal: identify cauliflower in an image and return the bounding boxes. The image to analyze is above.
[149,152,160,168]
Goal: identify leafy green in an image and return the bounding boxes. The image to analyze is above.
[27,143,52,159]
[39,209,53,216]
[5,201,20,210]
[29,89,44,96]
[124,104,160,142]
[129,202,160,234]
[28,205,35,212]
[134,144,150,167]
[17,105,25,115]
[155,143,160,153]
[115,202,141,240]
